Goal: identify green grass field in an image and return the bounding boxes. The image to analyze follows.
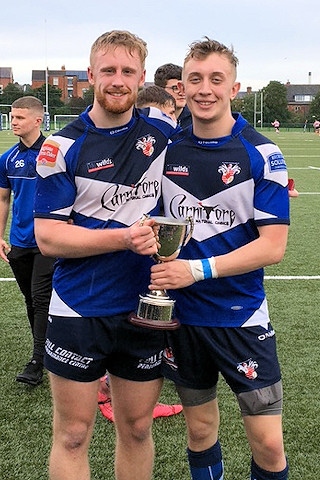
[0,128,319,479]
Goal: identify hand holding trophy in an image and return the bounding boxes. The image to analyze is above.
[129,215,193,330]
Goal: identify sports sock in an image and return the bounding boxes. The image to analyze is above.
[251,457,289,480]
[187,441,223,480]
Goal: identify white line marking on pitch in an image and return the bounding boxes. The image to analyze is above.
[265,276,320,280]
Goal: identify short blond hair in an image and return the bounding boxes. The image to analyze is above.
[90,30,148,68]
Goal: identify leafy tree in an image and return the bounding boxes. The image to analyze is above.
[243,93,257,125]
[308,90,320,120]
[67,96,86,115]
[83,86,94,106]
[231,97,244,114]
[232,91,260,126]
[0,83,24,111]
[261,81,291,125]
[30,84,64,111]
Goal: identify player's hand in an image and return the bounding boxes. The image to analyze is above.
[149,259,195,290]
[125,218,158,256]
[0,239,10,263]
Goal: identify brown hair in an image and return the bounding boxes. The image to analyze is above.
[154,63,182,87]
[12,96,44,116]
[184,37,238,70]
[136,85,176,109]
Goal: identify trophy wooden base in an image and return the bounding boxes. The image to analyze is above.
[129,312,180,330]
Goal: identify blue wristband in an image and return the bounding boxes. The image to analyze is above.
[201,258,212,279]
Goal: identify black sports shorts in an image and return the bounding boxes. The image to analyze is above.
[162,323,281,394]
[44,313,166,382]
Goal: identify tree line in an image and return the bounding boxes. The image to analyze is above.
[1,80,320,127]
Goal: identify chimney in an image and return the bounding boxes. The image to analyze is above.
[247,86,252,94]
[308,72,312,84]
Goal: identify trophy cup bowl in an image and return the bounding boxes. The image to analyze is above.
[129,216,193,330]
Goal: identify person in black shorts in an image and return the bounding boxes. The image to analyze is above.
[150,37,290,480]
[34,30,178,480]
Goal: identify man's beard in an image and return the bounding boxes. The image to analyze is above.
[95,88,137,114]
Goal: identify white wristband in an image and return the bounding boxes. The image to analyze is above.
[188,257,218,282]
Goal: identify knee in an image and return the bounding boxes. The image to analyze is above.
[132,421,152,443]
[187,419,214,444]
[56,422,92,453]
[117,415,153,444]
[248,426,285,469]
[256,433,284,460]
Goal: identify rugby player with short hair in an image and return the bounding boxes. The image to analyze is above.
[151,37,290,480]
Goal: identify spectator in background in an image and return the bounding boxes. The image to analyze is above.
[137,84,177,121]
[0,96,54,387]
[303,119,307,132]
[154,63,192,128]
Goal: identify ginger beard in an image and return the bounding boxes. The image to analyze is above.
[95,85,138,115]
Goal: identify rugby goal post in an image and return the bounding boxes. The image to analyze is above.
[0,113,8,130]
[53,114,78,130]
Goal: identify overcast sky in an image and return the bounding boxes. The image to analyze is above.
[2,0,319,91]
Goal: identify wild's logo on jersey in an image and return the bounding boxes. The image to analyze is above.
[218,162,241,185]
[136,135,156,157]
[87,158,114,173]
[37,139,60,167]
[237,358,258,380]
[165,164,190,176]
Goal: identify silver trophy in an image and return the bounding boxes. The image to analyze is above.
[129,216,193,330]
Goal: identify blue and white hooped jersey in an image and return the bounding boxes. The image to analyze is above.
[35,106,177,317]
[162,113,290,328]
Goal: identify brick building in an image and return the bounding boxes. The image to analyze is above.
[31,66,90,102]
[285,81,320,117]
[0,67,14,94]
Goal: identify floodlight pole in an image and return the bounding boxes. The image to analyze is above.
[45,66,49,114]
[43,18,50,131]
[43,67,51,131]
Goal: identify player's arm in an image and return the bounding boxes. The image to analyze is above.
[0,187,11,263]
[211,224,288,277]
[34,217,159,259]
[149,224,288,290]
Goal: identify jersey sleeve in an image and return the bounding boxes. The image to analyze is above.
[253,143,289,226]
[0,152,10,189]
[35,135,77,220]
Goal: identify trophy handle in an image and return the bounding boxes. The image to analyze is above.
[183,216,194,247]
